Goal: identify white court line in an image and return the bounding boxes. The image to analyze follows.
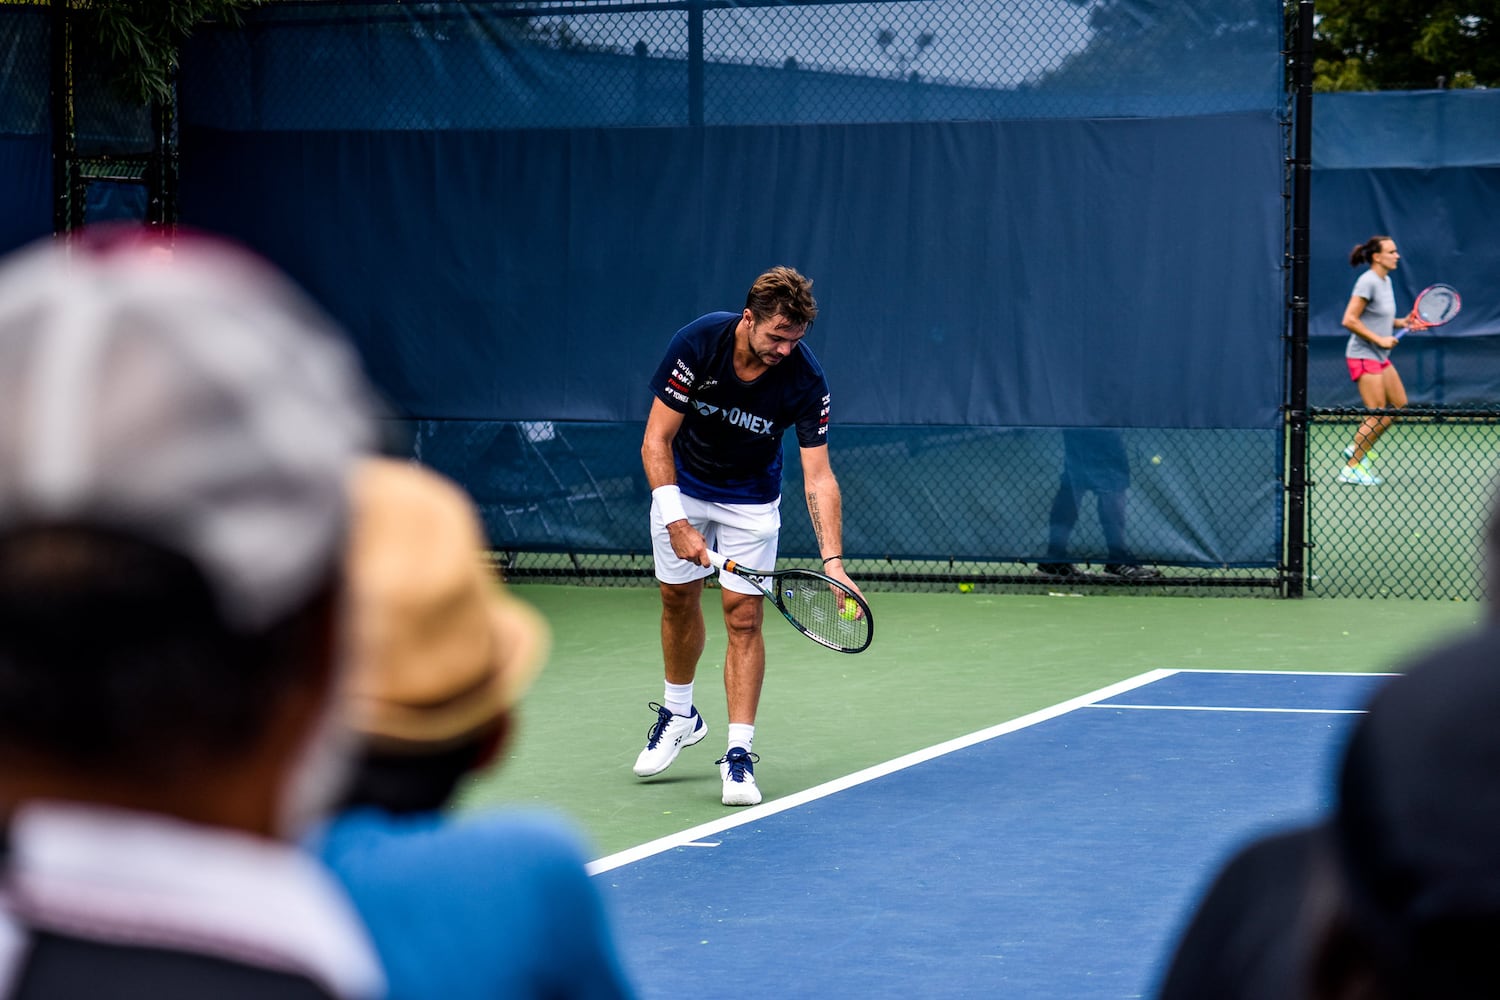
[1088,703,1366,715]
[1087,668,1394,714]
[1171,668,1399,677]
[587,667,1178,875]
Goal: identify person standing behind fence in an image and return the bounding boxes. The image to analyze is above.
[1339,235,1425,486]
[312,458,636,1000]
[634,266,864,807]
[1035,428,1162,581]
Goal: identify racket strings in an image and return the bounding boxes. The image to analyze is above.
[1418,293,1457,323]
[1416,286,1460,324]
[777,576,869,650]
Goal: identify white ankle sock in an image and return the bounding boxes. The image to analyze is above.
[727,723,755,752]
[664,681,694,718]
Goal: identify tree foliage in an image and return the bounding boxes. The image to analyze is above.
[1310,0,1499,91]
[1035,0,1280,94]
[76,0,263,106]
[1036,0,1496,95]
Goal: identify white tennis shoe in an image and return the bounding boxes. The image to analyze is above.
[718,747,761,806]
[633,703,707,777]
[1338,464,1382,486]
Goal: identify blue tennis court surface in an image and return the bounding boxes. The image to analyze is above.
[593,670,1394,999]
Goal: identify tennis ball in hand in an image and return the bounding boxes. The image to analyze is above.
[840,598,859,619]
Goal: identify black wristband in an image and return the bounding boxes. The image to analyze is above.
[822,554,843,564]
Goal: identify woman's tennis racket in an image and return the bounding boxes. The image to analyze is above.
[706,550,872,654]
[1397,283,1461,339]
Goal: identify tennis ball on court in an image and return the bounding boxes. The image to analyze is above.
[958,583,974,593]
[1150,454,1163,465]
[840,598,859,619]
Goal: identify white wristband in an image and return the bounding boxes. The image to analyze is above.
[653,484,688,525]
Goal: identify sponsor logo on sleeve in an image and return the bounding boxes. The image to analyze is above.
[663,358,696,404]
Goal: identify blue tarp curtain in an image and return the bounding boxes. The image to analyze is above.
[165,4,1494,565]
[0,7,53,256]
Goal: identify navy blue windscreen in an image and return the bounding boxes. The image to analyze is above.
[177,0,1288,567]
[404,421,1277,566]
[0,7,53,257]
[83,181,148,225]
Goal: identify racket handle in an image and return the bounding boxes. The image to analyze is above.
[705,549,728,571]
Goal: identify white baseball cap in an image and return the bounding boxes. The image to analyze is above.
[0,228,377,630]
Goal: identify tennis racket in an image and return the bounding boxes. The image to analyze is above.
[706,549,872,654]
[1396,283,1461,339]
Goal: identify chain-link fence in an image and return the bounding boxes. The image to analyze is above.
[0,4,47,135]
[25,0,1500,600]
[0,2,53,247]
[449,420,1287,595]
[174,0,1293,597]
[485,407,1500,601]
[181,0,1282,130]
[1306,409,1500,600]
[12,0,171,232]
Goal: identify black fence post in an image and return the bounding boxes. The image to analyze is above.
[147,77,178,228]
[687,0,704,127]
[48,0,73,235]
[1284,0,1315,597]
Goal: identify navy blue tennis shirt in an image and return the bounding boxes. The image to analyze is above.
[650,311,830,504]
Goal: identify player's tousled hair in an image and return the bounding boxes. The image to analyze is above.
[745,265,818,327]
[1350,236,1393,268]
[0,525,339,778]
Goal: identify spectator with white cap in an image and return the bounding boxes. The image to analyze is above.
[0,228,383,998]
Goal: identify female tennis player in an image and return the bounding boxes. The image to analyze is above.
[1339,235,1425,486]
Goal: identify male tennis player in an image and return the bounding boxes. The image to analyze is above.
[634,266,863,806]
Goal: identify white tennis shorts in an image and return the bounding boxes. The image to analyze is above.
[651,491,781,596]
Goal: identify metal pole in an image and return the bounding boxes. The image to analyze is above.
[147,71,179,229]
[687,0,703,127]
[48,0,73,234]
[1284,0,1315,597]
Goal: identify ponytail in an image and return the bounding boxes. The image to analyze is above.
[1350,236,1391,268]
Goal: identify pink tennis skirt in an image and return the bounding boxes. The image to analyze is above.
[1346,357,1391,381]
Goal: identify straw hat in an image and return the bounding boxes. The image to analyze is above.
[344,458,548,751]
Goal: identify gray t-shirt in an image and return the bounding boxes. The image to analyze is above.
[1345,269,1395,362]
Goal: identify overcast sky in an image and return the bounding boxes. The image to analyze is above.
[535,0,1100,87]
